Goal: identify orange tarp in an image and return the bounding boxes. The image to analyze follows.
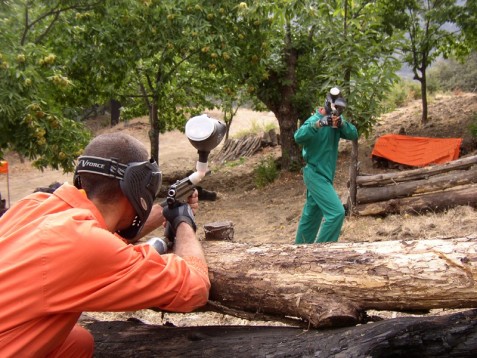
[0,160,8,174]
[371,134,462,167]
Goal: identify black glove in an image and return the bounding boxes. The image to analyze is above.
[317,116,332,127]
[163,202,197,233]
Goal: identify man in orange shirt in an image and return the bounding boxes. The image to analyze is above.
[0,133,210,357]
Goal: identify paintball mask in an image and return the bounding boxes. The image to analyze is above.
[74,156,162,239]
[324,87,347,116]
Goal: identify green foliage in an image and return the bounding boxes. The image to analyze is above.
[233,118,278,139]
[222,157,246,168]
[0,1,94,172]
[254,155,279,188]
[428,52,477,93]
[310,0,402,138]
[456,0,477,50]
[393,0,468,123]
[380,79,422,112]
[469,113,477,141]
[5,0,468,173]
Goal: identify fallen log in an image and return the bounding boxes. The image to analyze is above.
[355,185,477,216]
[357,154,477,187]
[83,309,477,357]
[357,166,477,204]
[200,237,477,328]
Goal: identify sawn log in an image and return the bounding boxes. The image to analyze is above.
[355,185,477,216]
[200,237,477,328]
[356,154,477,187]
[356,167,477,204]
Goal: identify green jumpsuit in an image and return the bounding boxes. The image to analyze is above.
[294,111,358,243]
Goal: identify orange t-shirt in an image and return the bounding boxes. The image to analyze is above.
[0,184,210,357]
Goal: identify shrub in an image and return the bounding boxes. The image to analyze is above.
[469,113,477,141]
[428,52,477,93]
[380,79,421,112]
[254,156,279,188]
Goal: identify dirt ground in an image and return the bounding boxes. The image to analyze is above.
[1,92,477,327]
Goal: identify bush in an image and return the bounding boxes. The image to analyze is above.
[254,156,279,188]
[428,52,477,93]
[469,113,477,141]
[380,79,421,112]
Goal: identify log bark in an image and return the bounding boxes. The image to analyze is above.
[357,154,477,187]
[201,237,477,328]
[357,167,477,204]
[356,185,477,216]
[83,309,477,357]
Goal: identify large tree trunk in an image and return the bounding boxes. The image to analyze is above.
[201,238,477,328]
[83,309,477,357]
[110,99,121,127]
[355,185,477,216]
[257,25,301,171]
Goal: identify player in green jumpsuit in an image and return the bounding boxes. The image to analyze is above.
[294,88,358,243]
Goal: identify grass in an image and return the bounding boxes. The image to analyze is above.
[233,118,278,138]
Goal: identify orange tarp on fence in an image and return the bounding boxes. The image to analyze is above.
[371,134,462,167]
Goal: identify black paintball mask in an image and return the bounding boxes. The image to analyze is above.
[324,87,347,116]
[73,156,162,240]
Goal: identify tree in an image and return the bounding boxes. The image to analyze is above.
[62,0,249,162]
[457,0,477,50]
[393,0,467,124]
[215,1,401,171]
[0,1,94,171]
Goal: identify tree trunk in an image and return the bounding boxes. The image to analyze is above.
[421,66,428,124]
[82,309,477,357]
[257,26,301,172]
[355,185,477,216]
[110,99,121,127]
[201,237,477,328]
[276,113,300,170]
[357,167,477,204]
[357,155,477,187]
[148,102,160,161]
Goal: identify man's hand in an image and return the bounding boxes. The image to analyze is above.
[187,189,199,214]
[316,117,331,128]
[163,202,197,233]
[331,115,342,128]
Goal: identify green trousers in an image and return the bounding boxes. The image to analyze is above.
[295,166,345,244]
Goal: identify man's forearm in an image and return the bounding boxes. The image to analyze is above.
[173,223,207,264]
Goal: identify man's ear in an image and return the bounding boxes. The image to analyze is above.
[319,107,326,115]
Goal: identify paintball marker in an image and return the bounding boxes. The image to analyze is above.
[323,87,347,128]
[147,114,226,254]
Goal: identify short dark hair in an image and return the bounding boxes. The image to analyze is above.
[78,133,149,202]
